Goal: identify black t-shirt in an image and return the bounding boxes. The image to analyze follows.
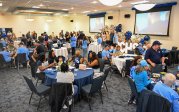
[145,48,164,64]
[36,44,45,54]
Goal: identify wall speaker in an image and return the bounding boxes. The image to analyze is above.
[70,20,74,22]
[124,14,131,18]
[108,16,113,19]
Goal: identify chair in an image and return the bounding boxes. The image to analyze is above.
[16,53,27,70]
[128,50,134,54]
[99,58,105,72]
[23,76,51,110]
[0,54,11,68]
[151,64,163,73]
[102,67,111,91]
[0,43,3,51]
[82,76,104,110]
[121,59,133,77]
[127,76,139,104]
[49,83,73,112]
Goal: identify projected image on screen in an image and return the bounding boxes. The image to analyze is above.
[135,11,170,35]
[90,17,105,33]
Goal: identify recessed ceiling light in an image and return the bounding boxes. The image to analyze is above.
[82,11,91,13]
[91,1,98,4]
[46,19,54,22]
[118,5,122,7]
[39,4,44,7]
[26,18,34,22]
[32,6,40,8]
[0,3,2,7]
[94,10,98,12]
[62,9,69,11]
[71,7,74,10]
[131,0,149,5]
[64,14,69,16]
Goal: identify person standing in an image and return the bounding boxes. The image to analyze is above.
[70,33,77,56]
[82,36,88,57]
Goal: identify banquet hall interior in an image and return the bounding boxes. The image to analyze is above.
[0,0,179,112]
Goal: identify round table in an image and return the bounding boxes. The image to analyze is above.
[52,47,68,58]
[88,43,102,54]
[44,68,94,94]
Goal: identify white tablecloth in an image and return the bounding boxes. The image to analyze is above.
[52,47,68,58]
[14,41,21,48]
[88,43,102,54]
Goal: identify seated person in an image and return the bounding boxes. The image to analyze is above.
[56,56,65,67]
[14,42,30,66]
[132,60,152,92]
[82,52,99,69]
[113,45,123,56]
[0,38,7,47]
[56,63,78,95]
[68,50,83,67]
[130,56,142,79]
[109,44,116,54]
[97,33,102,45]
[153,73,179,112]
[37,53,56,72]
[128,56,142,104]
[48,50,57,64]
[102,45,111,64]
[0,47,14,63]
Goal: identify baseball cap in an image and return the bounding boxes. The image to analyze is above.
[140,60,149,67]
[152,41,162,46]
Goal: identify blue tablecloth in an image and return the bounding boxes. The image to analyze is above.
[44,68,94,94]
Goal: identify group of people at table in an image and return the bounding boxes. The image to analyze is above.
[0,30,179,112]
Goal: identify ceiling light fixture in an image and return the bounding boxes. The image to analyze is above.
[32,6,40,8]
[133,3,156,11]
[94,10,98,12]
[46,19,54,22]
[99,0,123,6]
[91,1,98,4]
[62,9,69,11]
[26,18,34,22]
[82,11,91,13]
[71,7,74,10]
[118,5,122,7]
[0,3,2,7]
[39,4,44,7]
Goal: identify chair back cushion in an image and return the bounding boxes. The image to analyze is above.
[23,76,37,93]
[90,76,104,93]
[127,76,138,98]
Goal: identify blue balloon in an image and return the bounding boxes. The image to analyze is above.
[140,38,145,44]
[115,24,122,32]
[125,31,132,40]
[144,35,150,41]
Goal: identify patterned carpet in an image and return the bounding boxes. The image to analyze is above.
[0,67,136,112]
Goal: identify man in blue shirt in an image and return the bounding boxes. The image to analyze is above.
[145,41,165,67]
[0,47,13,62]
[70,35,77,56]
[82,36,88,57]
[0,38,7,47]
[97,34,102,45]
[102,45,111,64]
[153,73,179,112]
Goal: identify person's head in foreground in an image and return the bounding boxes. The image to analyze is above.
[75,50,81,57]
[135,60,150,73]
[61,63,69,73]
[152,40,161,51]
[162,73,176,87]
